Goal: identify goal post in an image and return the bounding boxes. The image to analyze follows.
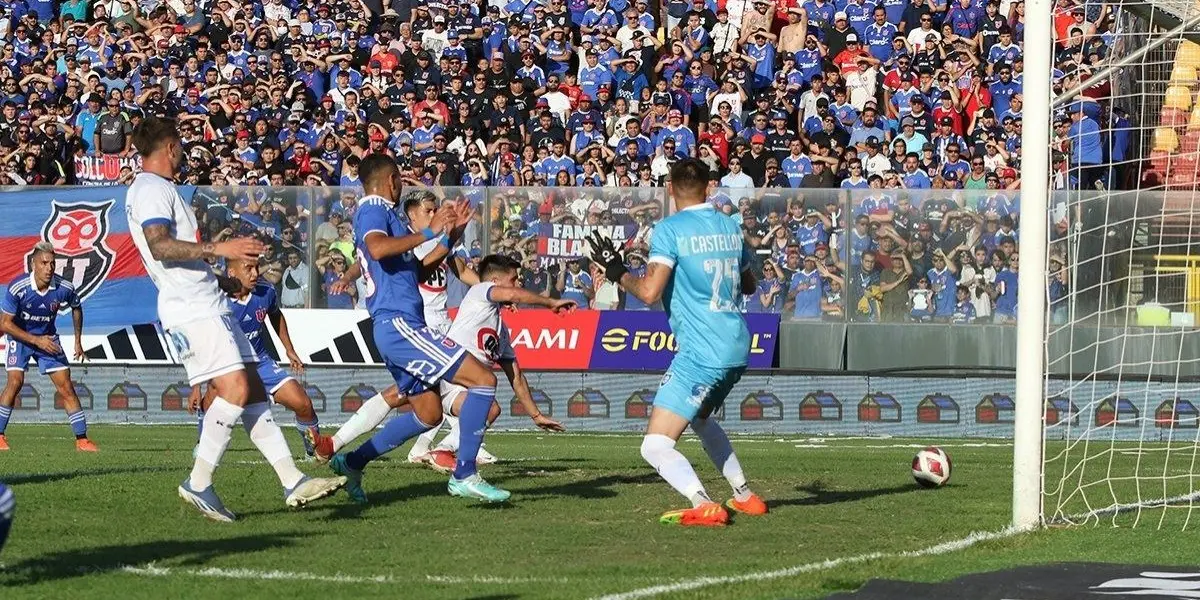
[1012,0,1054,532]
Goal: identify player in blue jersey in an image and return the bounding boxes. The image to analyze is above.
[318,154,511,503]
[589,159,767,526]
[189,255,322,459]
[0,242,96,452]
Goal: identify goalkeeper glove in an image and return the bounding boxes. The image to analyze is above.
[588,231,627,283]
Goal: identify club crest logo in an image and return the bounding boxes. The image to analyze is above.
[26,200,116,306]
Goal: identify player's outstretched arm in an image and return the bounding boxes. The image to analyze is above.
[487,286,576,312]
[451,254,480,286]
[619,263,671,306]
[500,359,564,432]
[142,224,265,262]
[269,308,305,375]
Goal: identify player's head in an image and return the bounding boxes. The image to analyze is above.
[666,158,710,209]
[225,253,260,291]
[29,241,55,287]
[359,153,402,201]
[132,116,183,175]
[479,254,521,288]
[403,191,438,229]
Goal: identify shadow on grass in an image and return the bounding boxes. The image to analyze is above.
[5,466,178,486]
[769,482,918,509]
[0,532,302,585]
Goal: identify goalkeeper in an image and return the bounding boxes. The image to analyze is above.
[588,158,767,527]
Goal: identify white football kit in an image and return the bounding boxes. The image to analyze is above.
[126,172,255,384]
[413,237,452,335]
[438,282,516,413]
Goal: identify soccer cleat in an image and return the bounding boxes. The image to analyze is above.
[406,451,430,465]
[725,494,769,516]
[426,449,456,474]
[284,475,347,508]
[477,446,498,465]
[299,426,319,457]
[0,434,8,450]
[309,432,334,464]
[659,502,728,527]
[330,454,367,503]
[447,473,511,503]
[75,438,98,452]
[178,480,236,522]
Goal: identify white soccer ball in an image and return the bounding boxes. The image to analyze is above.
[911,446,952,488]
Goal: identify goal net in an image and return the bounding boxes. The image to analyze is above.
[1031,0,1200,529]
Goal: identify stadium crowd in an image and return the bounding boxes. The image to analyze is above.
[0,0,1123,322]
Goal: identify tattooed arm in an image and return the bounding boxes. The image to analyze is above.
[141,224,265,262]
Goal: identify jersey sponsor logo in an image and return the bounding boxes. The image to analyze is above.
[419,263,448,292]
[477,326,500,362]
[25,200,116,305]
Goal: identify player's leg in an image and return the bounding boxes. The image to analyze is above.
[0,481,12,554]
[0,341,33,450]
[47,367,96,451]
[318,384,405,461]
[689,367,766,516]
[407,414,449,464]
[642,365,728,526]
[0,370,24,451]
[443,354,506,501]
[262,362,319,458]
[332,388,441,503]
[428,384,501,469]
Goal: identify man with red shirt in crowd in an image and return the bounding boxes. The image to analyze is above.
[410,84,450,128]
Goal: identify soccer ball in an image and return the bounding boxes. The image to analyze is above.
[911,446,952,488]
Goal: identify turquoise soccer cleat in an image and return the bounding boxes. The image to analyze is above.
[330,455,367,503]
[447,473,511,503]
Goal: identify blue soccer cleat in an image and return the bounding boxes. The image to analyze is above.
[448,474,511,503]
[177,479,236,522]
[283,475,347,508]
[0,481,13,554]
[330,455,367,503]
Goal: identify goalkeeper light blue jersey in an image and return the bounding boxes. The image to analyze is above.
[647,203,751,369]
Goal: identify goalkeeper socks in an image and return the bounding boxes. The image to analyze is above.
[295,417,319,456]
[67,410,87,439]
[0,405,11,434]
[453,387,495,479]
[242,402,304,490]
[346,411,435,471]
[332,393,391,452]
[190,397,243,490]
[641,433,711,507]
[691,417,751,499]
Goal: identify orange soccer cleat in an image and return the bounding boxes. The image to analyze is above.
[309,432,335,464]
[659,502,729,527]
[75,438,98,452]
[425,449,456,474]
[725,494,769,516]
[0,434,9,450]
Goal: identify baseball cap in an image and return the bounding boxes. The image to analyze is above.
[447,30,459,38]
[845,33,859,43]
[236,130,250,139]
[834,10,847,20]
[750,133,766,144]
[668,109,682,118]
[369,129,386,141]
[433,14,446,22]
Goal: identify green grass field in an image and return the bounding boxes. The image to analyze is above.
[0,425,1194,599]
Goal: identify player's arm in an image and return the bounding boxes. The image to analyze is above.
[499,358,564,432]
[71,303,85,361]
[268,307,305,374]
[141,223,265,262]
[487,285,576,311]
[450,254,480,286]
[588,230,670,305]
[0,312,58,355]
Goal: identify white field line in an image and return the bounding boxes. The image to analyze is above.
[120,564,568,585]
[589,527,1024,600]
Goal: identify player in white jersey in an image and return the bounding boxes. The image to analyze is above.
[125,116,344,522]
[325,191,501,471]
[434,255,568,471]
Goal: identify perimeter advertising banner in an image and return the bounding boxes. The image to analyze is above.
[73,155,141,186]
